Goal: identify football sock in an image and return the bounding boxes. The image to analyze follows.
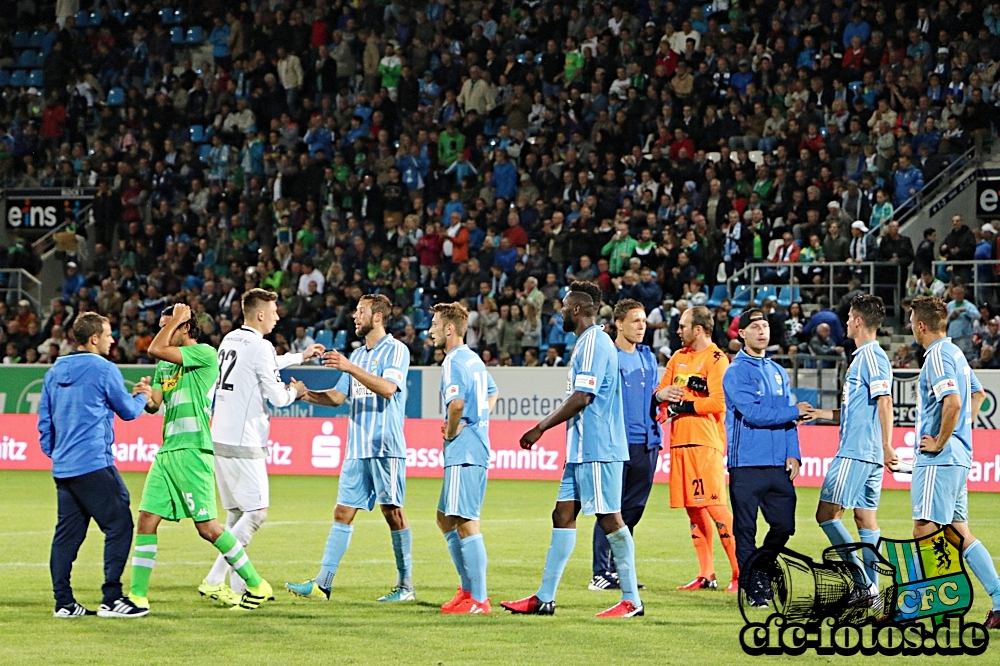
[686,507,715,579]
[707,504,739,578]
[820,519,869,586]
[229,510,267,593]
[444,529,471,591]
[129,534,158,598]
[964,540,1000,610]
[607,527,640,605]
[536,528,576,603]
[390,528,413,590]
[213,529,262,588]
[316,522,353,590]
[460,533,488,603]
[858,528,881,587]
[206,510,243,586]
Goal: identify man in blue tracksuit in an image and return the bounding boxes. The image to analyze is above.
[723,309,806,588]
[589,299,662,591]
[38,313,152,618]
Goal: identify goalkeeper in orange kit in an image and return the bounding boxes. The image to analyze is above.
[656,305,739,593]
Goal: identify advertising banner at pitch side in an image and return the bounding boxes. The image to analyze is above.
[3,416,1000,491]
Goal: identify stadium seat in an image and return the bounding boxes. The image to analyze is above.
[112,9,126,23]
[171,26,185,44]
[186,27,205,44]
[0,71,9,87]
[106,87,124,106]
[706,151,721,163]
[332,330,347,351]
[558,285,569,299]
[89,11,102,25]
[159,8,175,23]
[13,30,30,48]
[27,69,43,87]
[16,51,38,69]
[412,309,429,330]
[729,307,743,320]
[776,285,802,307]
[412,287,424,309]
[305,327,315,339]
[190,125,206,143]
[10,70,27,87]
[75,10,90,26]
[755,285,777,304]
[198,144,212,161]
[706,284,728,308]
[315,329,333,349]
[731,284,751,307]
[28,30,45,48]
[748,150,764,166]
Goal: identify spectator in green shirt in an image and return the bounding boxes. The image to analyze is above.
[602,221,638,276]
[563,37,584,84]
[438,121,465,166]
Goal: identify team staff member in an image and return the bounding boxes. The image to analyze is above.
[656,305,739,593]
[723,309,807,600]
[38,312,152,618]
[588,299,661,592]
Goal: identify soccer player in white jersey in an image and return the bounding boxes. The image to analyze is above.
[429,302,498,615]
[802,294,895,598]
[501,281,643,618]
[909,296,1000,629]
[286,294,415,603]
[199,288,323,604]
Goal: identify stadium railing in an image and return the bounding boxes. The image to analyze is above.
[0,268,43,311]
[930,259,1000,305]
[769,353,848,410]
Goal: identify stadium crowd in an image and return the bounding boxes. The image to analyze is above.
[1,0,999,369]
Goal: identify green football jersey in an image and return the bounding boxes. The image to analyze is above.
[152,343,219,453]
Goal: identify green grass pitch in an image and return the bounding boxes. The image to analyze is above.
[1,471,998,665]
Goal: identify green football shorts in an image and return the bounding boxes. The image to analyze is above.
[138,449,218,522]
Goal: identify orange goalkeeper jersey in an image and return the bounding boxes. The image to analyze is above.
[658,343,729,453]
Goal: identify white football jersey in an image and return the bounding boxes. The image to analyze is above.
[211,326,302,455]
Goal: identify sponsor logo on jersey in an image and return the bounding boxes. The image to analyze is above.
[574,374,597,390]
[933,378,957,398]
[870,379,890,394]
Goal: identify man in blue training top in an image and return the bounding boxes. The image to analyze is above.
[909,296,1000,630]
[429,302,499,615]
[38,312,152,618]
[501,281,643,618]
[287,294,414,603]
[803,294,896,598]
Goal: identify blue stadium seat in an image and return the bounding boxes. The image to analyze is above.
[776,285,798,308]
[731,284,751,307]
[27,70,43,88]
[706,284,728,308]
[112,9,126,23]
[198,143,212,161]
[171,26,185,44]
[28,30,45,48]
[159,8,175,23]
[729,307,743,320]
[89,11,102,25]
[16,51,38,69]
[0,71,9,87]
[75,10,90,26]
[186,26,205,44]
[756,285,777,304]
[412,286,423,309]
[315,329,333,349]
[13,30,30,49]
[305,326,315,339]
[516,54,527,65]
[10,70,28,87]
[106,87,124,106]
[332,330,347,352]
[558,285,569,299]
[412,309,429,330]
[190,125,206,143]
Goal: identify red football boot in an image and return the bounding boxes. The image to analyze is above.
[440,588,470,613]
[499,595,555,615]
[595,600,644,618]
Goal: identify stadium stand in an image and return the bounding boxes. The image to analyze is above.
[0,0,998,372]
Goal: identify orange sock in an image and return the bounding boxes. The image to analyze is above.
[686,507,715,579]
[707,504,739,580]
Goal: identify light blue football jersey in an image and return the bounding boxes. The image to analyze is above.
[915,337,981,468]
[565,325,628,464]
[838,340,893,464]
[334,334,409,459]
[441,344,497,467]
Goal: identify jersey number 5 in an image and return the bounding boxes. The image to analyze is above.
[217,349,238,391]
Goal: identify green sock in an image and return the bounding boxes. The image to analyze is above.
[214,530,262,588]
[129,534,158,598]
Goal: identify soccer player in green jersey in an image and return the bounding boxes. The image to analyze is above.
[129,304,273,612]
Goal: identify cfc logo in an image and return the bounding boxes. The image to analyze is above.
[311,421,342,469]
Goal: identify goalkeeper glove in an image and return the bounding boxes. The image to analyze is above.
[686,375,708,393]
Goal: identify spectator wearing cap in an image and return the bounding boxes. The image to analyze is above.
[975,223,998,305]
[723,308,805,596]
[847,220,876,264]
[62,262,84,303]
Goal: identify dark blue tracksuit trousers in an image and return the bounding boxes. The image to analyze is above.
[50,466,134,608]
[592,444,659,575]
[728,466,796,570]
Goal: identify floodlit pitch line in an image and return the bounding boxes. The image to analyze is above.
[0,557,701,567]
[261,517,557,526]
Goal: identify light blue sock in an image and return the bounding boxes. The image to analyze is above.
[536,528,576,603]
[820,519,870,586]
[858,528,881,585]
[316,522,353,590]
[460,533,488,603]
[964,540,1000,610]
[444,529,471,591]
[390,528,413,590]
[607,527,640,604]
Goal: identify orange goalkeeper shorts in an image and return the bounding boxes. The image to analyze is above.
[669,445,727,508]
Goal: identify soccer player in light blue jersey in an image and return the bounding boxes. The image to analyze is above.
[803,295,896,596]
[429,303,499,615]
[286,294,416,603]
[909,296,1000,629]
[501,281,643,618]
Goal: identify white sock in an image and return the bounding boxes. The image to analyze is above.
[228,510,267,594]
[205,510,243,586]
